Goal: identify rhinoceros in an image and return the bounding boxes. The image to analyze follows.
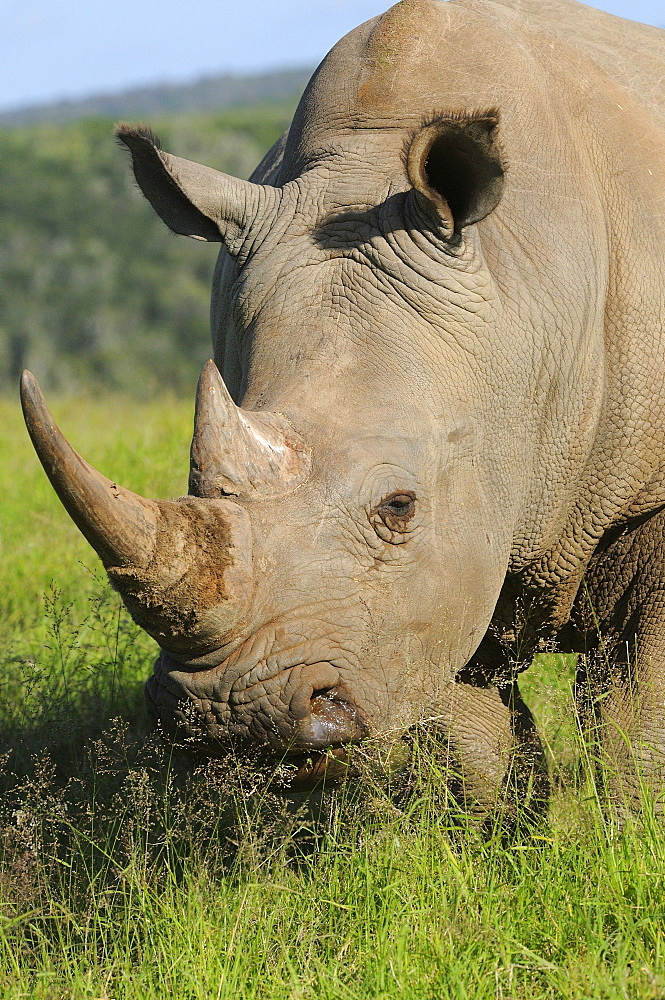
[21,0,665,813]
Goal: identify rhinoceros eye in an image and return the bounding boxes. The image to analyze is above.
[372,491,416,543]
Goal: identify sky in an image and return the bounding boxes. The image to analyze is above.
[2,0,663,113]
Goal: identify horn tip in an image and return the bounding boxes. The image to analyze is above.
[19,369,47,421]
[197,359,225,394]
[19,370,59,466]
[20,368,36,393]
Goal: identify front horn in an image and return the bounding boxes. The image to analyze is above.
[20,371,254,653]
[20,370,158,569]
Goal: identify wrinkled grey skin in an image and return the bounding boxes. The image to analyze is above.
[24,0,665,814]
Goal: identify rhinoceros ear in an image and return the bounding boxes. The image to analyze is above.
[115,123,279,253]
[406,111,505,235]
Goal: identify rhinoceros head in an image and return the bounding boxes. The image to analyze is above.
[22,3,531,784]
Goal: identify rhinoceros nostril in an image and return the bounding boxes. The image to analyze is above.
[294,688,367,750]
[311,686,335,702]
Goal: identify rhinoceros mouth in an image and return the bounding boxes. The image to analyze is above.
[145,673,360,789]
[144,646,370,771]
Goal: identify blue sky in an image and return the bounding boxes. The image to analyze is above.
[2,0,663,112]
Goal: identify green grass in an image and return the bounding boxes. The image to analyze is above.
[1,396,665,999]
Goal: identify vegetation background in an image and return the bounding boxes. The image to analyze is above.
[1,72,665,1000]
[0,72,306,396]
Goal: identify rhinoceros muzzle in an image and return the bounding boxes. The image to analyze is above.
[145,647,369,765]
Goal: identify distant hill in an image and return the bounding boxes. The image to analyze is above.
[0,67,313,127]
